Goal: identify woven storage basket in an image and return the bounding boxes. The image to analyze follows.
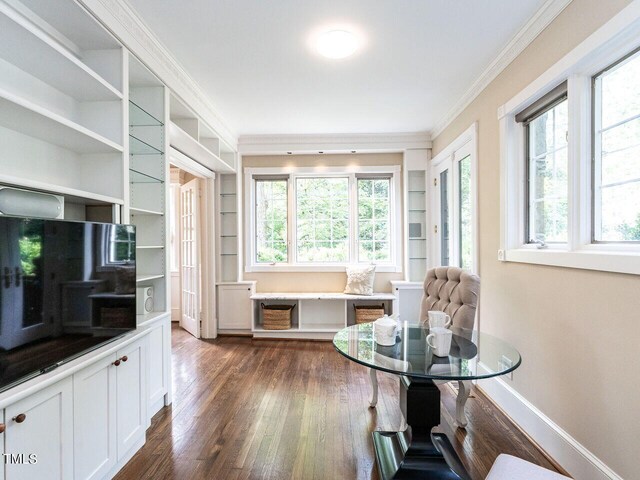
[261,303,294,330]
[354,304,385,324]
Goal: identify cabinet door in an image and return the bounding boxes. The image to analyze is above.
[218,285,252,329]
[5,377,73,480]
[394,285,424,324]
[73,354,117,480]
[147,318,170,418]
[116,338,147,460]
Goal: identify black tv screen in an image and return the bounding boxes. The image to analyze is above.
[0,216,136,392]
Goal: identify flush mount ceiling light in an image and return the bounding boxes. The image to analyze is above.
[316,29,358,59]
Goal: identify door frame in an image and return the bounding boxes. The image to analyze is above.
[169,147,217,339]
[428,123,478,274]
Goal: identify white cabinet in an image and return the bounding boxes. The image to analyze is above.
[391,281,424,324]
[5,377,73,480]
[73,354,117,480]
[147,316,170,418]
[116,338,147,460]
[218,282,255,330]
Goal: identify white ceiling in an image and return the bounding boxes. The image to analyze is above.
[126,0,547,136]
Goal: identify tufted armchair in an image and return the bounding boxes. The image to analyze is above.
[369,266,480,428]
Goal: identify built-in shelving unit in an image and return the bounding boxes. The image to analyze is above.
[0,0,125,218]
[407,170,428,282]
[218,174,239,282]
[128,56,170,320]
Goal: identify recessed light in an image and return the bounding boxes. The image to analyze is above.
[316,30,358,59]
[287,151,292,155]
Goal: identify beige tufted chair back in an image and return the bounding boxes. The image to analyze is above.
[419,266,480,330]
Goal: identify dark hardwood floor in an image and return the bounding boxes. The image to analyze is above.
[115,324,561,480]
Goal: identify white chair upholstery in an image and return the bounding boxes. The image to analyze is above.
[486,455,570,480]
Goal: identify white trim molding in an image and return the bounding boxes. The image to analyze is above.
[477,363,623,480]
[431,0,573,138]
[238,132,431,155]
[79,0,237,150]
[498,0,640,275]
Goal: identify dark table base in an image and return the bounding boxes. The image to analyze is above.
[372,376,471,480]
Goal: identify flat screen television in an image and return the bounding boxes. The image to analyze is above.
[0,216,136,392]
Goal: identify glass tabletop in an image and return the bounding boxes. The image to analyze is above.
[333,322,521,381]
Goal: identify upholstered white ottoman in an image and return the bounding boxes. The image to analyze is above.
[486,454,571,480]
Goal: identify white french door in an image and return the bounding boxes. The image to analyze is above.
[180,178,201,338]
[430,139,476,272]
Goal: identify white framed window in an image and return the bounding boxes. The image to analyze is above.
[498,2,640,274]
[245,165,402,272]
[429,123,478,273]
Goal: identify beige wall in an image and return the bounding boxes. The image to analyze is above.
[242,153,404,292]
[432,1,638,478]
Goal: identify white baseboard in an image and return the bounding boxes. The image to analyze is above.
[477,363,622,480]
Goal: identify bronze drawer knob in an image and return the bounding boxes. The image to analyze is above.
[13,414,26,423]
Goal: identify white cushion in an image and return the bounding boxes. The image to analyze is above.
[486,454,570,480]
[344,265,376,295]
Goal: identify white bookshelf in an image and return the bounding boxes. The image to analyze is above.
[407,170,428,282]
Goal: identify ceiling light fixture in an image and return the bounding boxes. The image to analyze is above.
[316,30,358,59]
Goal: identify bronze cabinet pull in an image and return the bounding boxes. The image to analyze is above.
[121,356,128,362]
[0,423,5,433]
[112,359,121,367]
[13,414,26,423]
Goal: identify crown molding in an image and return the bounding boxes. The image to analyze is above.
[79,0,237,149]
[237,132,431,155]
[431,0,573,139]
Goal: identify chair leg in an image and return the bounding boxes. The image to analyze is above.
[369,368,378,408]
[456,380,472,428]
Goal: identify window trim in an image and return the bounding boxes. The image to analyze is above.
[498,2,640,275]
[245,165,402,273]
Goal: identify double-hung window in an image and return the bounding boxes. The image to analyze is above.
[247,167,400,271]
[498,4,640,274]
[593,48,640,242]
[516,83,569,245]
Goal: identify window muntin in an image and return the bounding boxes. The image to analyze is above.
[525,98,569,244]
[458,155,472,270]
[593,48,640,242]
[357,177,391,262]
[296,177,349,262]
[255,178,288,263]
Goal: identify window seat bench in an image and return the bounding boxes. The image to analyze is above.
[249,292,396,340]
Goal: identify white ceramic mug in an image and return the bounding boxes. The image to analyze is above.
[428,310,451,329]
[426,327,453,357]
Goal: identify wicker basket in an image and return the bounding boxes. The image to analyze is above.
[354,304,385,324]
[261,303,295,330]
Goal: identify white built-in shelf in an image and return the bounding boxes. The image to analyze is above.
[136,245,164,250]
[251,292,396,301]
[0,4,122,102]
[136,311,169,327]
[136,274,164,283]
[130,207,163,216]
[220,193,236,197]
[409,237,427,241]
[88,293,135,299]
[0,173,124,206]
[169,122,234,173]
[0,87,123,154]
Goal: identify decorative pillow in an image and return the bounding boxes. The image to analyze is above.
[344,265,376,296]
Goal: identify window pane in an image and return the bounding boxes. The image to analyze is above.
[440,170,449,265]
[296,177,349,262]
[458,156,472,270]
[594,49,640,241]
[358,178,391,262]
[527,99,568,243]
[256,179,288,262]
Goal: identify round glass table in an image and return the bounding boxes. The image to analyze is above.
[333,322,521,480]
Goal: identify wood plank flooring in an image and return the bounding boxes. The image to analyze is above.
[115,325,561,480]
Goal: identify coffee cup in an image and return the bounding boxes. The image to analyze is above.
[426,327,453,357]
[428,311,451,329]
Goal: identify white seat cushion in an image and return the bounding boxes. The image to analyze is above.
[486,454,571,480]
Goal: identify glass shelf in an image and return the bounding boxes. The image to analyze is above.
[129,100,164,127]
[220,253,238,256]
[130,168,164,184]
[130,134,163,155]
[409,237,426,240]
[408,190,426,194]
[409,209,426,212]
[409,257,427,260]
[220,211,237,214]
[220,235,237,238]
[220,193,237,197]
